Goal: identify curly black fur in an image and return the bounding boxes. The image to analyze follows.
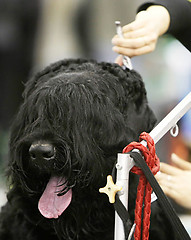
[0,59,175,239]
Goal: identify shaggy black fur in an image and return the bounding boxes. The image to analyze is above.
[0,59,175,240]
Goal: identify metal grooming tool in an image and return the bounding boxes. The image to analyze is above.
[115,21,133,70]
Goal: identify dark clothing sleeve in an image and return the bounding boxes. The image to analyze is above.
[137,0,191,51]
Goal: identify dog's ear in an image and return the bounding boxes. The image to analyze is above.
[101,65,157,135]
[125,101,156,136]
[127,70,157,133]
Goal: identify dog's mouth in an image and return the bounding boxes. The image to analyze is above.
[38,176,72,219]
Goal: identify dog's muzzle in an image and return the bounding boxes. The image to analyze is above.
[29,142,56,162]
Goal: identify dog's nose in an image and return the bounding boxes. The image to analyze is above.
[29,142,55,161]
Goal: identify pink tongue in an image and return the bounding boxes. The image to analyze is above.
[38,176,72,219]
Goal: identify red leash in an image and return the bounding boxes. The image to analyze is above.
[123,132,160,240]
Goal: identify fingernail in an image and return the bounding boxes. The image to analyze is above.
[112,46,118,52]
[111,38,117,44]
[171,153,179,162]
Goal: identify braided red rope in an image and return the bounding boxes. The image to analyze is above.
[123,132,160,240]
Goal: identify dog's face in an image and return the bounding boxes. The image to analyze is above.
[8,59,156,237]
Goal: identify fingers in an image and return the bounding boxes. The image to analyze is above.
[112,41,156,58]
[157,154,191,176]
[111,6,170,58]
[156,172,179,198]
[123,28,149,40]
[114,55,123,66]
[171,153,191,170]
[112,19,158,57]
[122,11,154,38]
[156,170,191,208]
[155,172,174,183]
[159,184,180,201]
[112,34,156,48]
[155,154,191,209]
[159,162,182,176]
[122,13,145,33]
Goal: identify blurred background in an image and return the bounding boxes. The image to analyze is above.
[0,0,191,233]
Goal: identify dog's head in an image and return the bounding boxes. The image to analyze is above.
[8,58,156,228]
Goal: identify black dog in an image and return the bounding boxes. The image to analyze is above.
[0,59,174,239]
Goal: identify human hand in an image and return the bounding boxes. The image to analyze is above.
[155,153,191,209]
[112,5,170,58]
